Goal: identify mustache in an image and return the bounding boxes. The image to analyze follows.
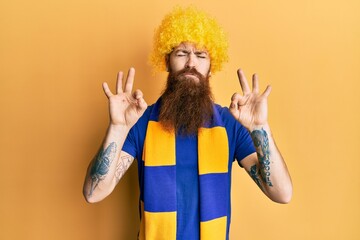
[173,67,205,80]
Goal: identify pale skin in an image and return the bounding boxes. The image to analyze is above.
[167,42,211,81]
[83,68,147,203]
[229,69,293,203]
[83,42,292,204]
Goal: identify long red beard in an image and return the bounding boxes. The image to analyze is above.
[159,68,214,135]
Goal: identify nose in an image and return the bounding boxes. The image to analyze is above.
[185,53,197,69]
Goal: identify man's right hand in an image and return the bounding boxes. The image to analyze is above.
[102,68,147,129]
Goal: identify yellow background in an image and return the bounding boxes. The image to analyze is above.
[1,0,359,239]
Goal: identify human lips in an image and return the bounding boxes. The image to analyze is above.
[180,71,202,80]
[173,68,204,82]
[183,73,198,77]
[183,74,200,82]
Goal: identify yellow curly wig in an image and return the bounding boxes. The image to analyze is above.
[150,6,229,73]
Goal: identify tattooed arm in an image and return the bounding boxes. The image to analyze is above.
[83,68,147,203]
[229,69,292,203]
[240,124,292,203]
[83,125,135,203]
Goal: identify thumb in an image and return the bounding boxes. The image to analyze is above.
[133,89,143,99]
[262,85,272,98]
[133,89,147,111]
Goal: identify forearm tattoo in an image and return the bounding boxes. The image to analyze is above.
[250,164,264,191]
[89,142,117,196]
[115,154,134,183]
[251,129,273,187]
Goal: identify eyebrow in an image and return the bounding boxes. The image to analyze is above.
[174,49,189,53]
[195,51,208,55]
[173,49,208,55]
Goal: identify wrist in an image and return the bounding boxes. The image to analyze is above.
[249,122,270,133]
[108,123,131,135]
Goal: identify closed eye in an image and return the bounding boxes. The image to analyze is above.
[175,50,189,57]
[195,52,208,59]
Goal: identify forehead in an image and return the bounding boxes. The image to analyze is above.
[173,42,209,53]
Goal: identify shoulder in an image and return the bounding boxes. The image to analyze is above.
[131,103,154,130]
[213,103,249,134]
[130,97,163,132]
[213,103,237,124]
[214,104,230,115]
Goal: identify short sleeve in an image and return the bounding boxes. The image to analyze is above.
[122,127,137,158]
[216,105,255,167]
[121,106,151,160]
[234,124,256,167]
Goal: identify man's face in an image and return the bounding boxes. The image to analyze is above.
[168,42,211,82]
[159,42,213,135]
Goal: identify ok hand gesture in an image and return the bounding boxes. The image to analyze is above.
[229,69,271,131]
[102,68,147,129]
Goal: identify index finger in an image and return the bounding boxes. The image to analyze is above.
[237,69,251,95]
[124,67,135,93]
[102,82,114,98]
[116,71,124,94]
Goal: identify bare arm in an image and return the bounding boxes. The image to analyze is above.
[83,128,134,203]
[83,68,147,203]
[230,69,292,203]
[241,124,292,203]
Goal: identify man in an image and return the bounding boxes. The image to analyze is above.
[83,6,292,240]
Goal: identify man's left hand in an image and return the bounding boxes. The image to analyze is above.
[229,69,272,131]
